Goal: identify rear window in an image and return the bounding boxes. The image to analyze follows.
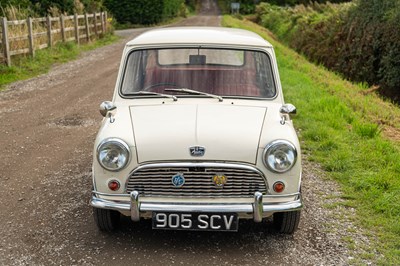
[158,49,244,66]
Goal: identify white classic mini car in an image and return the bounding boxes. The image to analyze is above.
[90,27,302,234]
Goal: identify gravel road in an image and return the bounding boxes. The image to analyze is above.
[0,0,375,265]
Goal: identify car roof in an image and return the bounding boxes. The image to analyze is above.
[126,27,272,48]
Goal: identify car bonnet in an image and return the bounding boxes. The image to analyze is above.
[130,103,267,164]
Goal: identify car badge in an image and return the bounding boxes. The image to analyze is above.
[189,146,205,157]
[171,173,185,188]
[212,174,227,187]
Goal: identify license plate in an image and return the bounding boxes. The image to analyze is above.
[152,212,238,231]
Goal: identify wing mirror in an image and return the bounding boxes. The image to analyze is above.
[100,101,117,123]
[279,104,296,125]
[280,103,296,115]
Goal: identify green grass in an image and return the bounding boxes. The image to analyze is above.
[222,16,400,265]
[0,33,119,91]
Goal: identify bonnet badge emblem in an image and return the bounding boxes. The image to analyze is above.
[212,174,227,187]
[189,146,205,157]
[172,173,185,188]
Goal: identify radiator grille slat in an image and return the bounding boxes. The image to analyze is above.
[126,165,267,198]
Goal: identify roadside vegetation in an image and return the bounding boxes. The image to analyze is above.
[222,15,400,264]
[0,0,103,16]
[254,0,400,104]
[0,0,118,90]
[217,0,351,15]
[0,33,118,91]
[103,0,192,29]
[218,0,400,103]
[0,1,196,87]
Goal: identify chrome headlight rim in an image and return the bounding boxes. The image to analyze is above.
[263,140,297,173]
[97,138,130,172]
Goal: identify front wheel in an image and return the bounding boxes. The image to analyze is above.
[273,210,301,234]
[93,207,120,232]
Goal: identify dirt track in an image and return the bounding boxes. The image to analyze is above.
[0,1,374,265]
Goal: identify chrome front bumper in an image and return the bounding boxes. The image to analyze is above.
[90,191,303,222]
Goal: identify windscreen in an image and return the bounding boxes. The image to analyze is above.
[120,48,276,98]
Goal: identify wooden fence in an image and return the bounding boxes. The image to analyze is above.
[0,12,108,66]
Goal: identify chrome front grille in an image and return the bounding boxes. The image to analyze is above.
[126,163,267,198]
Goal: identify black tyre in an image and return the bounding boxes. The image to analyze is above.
[93,207,120,232]
[273,210,301,234]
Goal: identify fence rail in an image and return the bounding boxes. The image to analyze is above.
[0,12,108,66]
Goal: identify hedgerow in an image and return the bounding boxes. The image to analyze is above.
[0,0,104,16]
[255,0,400,102]
[103,0,185,25]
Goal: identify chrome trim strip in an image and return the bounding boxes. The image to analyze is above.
[90,196,303,214]
[90,196,131,211]
[93,191,130,197]
[253,192,263,222]
[130,191,140,222]
[140,203,253,213]
[91,190,301,199]
[90,191,303,220]
[130,162,266,177]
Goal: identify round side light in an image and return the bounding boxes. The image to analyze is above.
[273,181,285,193]
[108,180,121,191]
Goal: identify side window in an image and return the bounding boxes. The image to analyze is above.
[255,52,276,97]
[121,51,147,94]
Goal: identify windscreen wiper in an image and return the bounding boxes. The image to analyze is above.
[128,91,177,101]
[165,88,223,102]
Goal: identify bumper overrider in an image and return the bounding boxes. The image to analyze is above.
[90,191,303,222]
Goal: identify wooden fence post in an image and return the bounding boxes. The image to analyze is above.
[47,15,52,47]
[104,11,107,32]
[1,17,11,66]
[84,13,90,42]
[74,14,79,45]
[100,12,104,34]
[27,17,35,57]
[1,12,108,66]
[60,15,66,42]
[93,12,98,37]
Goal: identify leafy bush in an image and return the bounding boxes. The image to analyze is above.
[342,0,400,101]
[256,0,400,103]
[185,0,197,12]
[217,0,352,15]
[0,0,104,17]
[103,0,184,25]
[0,0,31,9]
[267,0,351,5]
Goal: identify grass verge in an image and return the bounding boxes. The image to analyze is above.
[222,15,400,265]
[0,33,119,91]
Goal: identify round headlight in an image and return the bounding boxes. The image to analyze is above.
[97,138,130,171]
[263,140,297,173]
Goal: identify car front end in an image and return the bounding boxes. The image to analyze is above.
[90,27,303,233]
